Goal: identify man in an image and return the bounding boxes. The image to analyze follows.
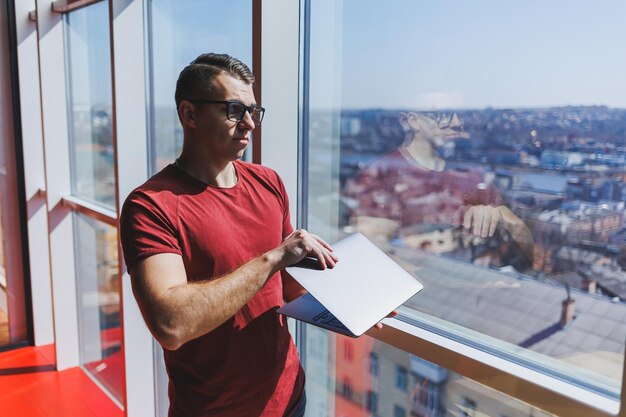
[120,53,337,417]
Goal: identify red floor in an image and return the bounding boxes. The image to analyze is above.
[0,344,124,417]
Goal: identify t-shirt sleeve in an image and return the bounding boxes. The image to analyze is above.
[120,191,182,273]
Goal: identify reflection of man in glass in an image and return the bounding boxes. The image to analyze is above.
[348,111,533,266]
[120,53,338,417]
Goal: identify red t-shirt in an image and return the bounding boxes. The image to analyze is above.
[349,149,502,227]
[120,160,304,417]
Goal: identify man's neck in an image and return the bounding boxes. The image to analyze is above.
[175,154,238,188]
[402,136,444,171]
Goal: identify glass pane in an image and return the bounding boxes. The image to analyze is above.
[74,212,122,402]
[0,81,28,348]
[0,203,8,346]
[304,325,559,417]
[66,1,115,208]
[148,0,252,173]
[304,0,626,397]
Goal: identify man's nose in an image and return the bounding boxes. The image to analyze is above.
[239,111,256,130]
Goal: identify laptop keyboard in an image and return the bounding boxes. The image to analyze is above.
[312,309,350,331]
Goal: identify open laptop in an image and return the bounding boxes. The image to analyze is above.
[277,233,423,337]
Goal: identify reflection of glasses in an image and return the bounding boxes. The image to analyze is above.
[429,113,463,131]
[188,99,265,125]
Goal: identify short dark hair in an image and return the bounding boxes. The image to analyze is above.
[174,53,255,108]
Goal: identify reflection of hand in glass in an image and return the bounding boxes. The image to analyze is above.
[462,204,534,261]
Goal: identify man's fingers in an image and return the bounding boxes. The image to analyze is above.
[314,236,339,263]
[325,251,337,268]
[488,208,500,237]
[309,245,327,270]
[374,310,399,330]
[472,207,484,236]
[463,206,474,230]
[309,233,338,264]
[311,234,334,252]
[480,208,491,238]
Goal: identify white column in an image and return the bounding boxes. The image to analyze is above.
[35,0,79,370]
[110,1,155,416]
[14,0,55,348]
[260,0,300,219]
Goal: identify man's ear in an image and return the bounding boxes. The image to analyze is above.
[406,112,421,131]
[178,101,196,128]
[398,112,410,131]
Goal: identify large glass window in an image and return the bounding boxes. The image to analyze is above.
[64,1,121,402]
[74,212,122,402]
[0,4,29,349]
[304,328,557,417]
[302,0,626,411]
[65,1,115,208]
[147,0,252,174]
[0,212,8,346]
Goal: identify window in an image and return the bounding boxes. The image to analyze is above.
[65,0,115,208]
[74,213,122,401]
[366,390,378,413]
[147,0,252,174]
[0,42,28,348]
[396,366,408,391]
[343,339,353,362]
[0,217,7,345]
[370,351,379,377]
[340,377,353,400]
[462,397,477,417]
[302,0,626,404]
[393,405,406,417]
[304,325,559,417]
[63,1,122,403]
[411,372,441,414]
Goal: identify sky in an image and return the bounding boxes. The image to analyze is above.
[75,1,626,112]
[336,0,626,110]
[150,0,252,107]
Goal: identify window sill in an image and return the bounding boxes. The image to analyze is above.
[51,0,105,14]
[366,315,622,417]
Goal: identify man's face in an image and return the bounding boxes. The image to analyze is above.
[401,112,467,147]
[190,73,257,164]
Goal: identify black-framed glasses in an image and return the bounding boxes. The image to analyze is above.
[188,99,265,125]
[421,112,464,131]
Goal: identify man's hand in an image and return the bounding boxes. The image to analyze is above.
[271,229,338,271]
[462,204,535,263]
[374,310,398,329]
[463,204,502,238]
[463,204,529,238]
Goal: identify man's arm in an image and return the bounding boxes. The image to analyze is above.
[130,229,337,351]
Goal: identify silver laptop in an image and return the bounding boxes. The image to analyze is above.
[277,233,423,337]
